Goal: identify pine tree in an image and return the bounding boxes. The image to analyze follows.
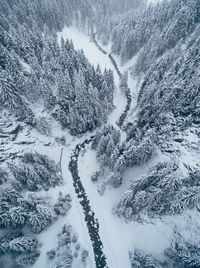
[16,251,40,267]
[9,207,27,228]
[7,237,38,254]
[0,68,24,111]
[113,155,127,173]
[108,172,122,188]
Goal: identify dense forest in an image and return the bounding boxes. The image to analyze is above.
[111,0,200,135]
[0,0,116,266]
[103,0,200,266]
[0,0,115,135]
[0,0,200,267]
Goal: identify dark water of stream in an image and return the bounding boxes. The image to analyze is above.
[68,137,108,268]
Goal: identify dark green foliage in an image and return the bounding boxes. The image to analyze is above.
[0,188,56,232]
[0,232,40,267]
[165,229,200,268]
[112,0,200,63]
[9,152,62,191]
[92,124,121,169]
[54,192,72,216]
[111,0,200,136]
[114,163,200,220]
[49,224,87,268]
[0,2,115,135]
[92,125,154,188]
[130,228,200,268]
[130,249,163,268]
[0,168,8,185]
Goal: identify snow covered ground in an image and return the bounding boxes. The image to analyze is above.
[0,116,96,268]
[0,26,127,268]
[58,27,118,81]
[2,25,198,268]
[57,26,174,268]
[20,26,132,268]
[33,25,128,267]
[58,27,127,130]
[78,147,173,268]
[32,131,96,268]
[56,26,163,268]
[59,26,200,268]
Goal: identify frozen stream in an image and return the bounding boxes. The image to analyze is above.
[59,26,131,268]
[61,26,128,268]
[55,26,172,268]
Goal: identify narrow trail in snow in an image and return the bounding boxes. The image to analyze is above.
[68,34,133,268]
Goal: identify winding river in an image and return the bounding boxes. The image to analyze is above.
[68,35,132,268]
[69,137,108,268]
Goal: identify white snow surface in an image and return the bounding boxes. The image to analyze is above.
[78,148,172,268]
[57,27,175,268]
[58,27,119,82]
[0,109,96,268]
[33,26,129,268]
[4,122,96,268]
[58,27,200,268]
[58,26,127,131]
[3,26,199,268]
[19,59,32,73]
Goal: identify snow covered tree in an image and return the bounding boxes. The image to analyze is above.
[124,137,154,166]
[0,68,25,114]
[7,237,38,254]
[35,117,51,136]
[114,161,197,220]
[165,229,200,268]
[113,155,127,174]
[40,78,57,111]
[108,172,122,188]
[57,70,73,109]
[0,168,8,185]
[16,251,40,267]
[28,204,57,233]
[130,249,163,268]
[54,193,72,216]
[9,207,26,228]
